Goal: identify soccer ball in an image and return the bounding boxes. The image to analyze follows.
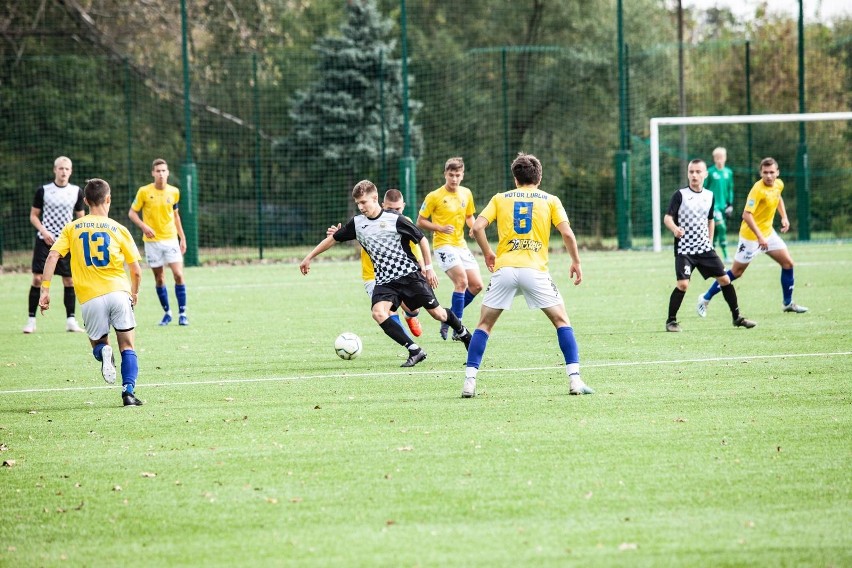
[334,332,363,360]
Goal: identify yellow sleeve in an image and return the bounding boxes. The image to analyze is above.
[130,187,145,212]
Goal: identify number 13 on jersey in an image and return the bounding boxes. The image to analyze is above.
[79,231,111,267]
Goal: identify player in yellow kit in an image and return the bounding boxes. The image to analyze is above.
[698,157,808,315]
[460,153,594,398]
[39,178,145,406]
[417,157,483,341]
[129,158,188,326]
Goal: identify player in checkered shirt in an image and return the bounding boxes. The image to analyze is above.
[663,159,756,333]
[300,180,472,368]
[23,156,86,334]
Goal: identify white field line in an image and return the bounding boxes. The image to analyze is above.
[1,351,849,395]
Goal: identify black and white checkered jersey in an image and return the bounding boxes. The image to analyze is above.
[666,187,715,255]
[334,210,423,285]
[32,183,85,240]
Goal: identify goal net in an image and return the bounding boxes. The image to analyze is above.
[649,112,852,251]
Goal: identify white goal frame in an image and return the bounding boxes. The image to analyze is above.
[649,112,852,252]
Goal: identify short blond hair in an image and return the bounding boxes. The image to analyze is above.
[352,180,378,199]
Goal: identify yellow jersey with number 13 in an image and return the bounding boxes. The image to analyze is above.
[50,215,141,303]
[478,187,569,272]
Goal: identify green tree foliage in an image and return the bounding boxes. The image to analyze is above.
[283,0,421,226]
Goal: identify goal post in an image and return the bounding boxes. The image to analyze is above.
[649,112,852,252]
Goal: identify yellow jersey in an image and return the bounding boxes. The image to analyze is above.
[740,178,783,240]
[478,186,569,272]
[50,215,141,303]
[131,183,180,242]
[418,185,475,249]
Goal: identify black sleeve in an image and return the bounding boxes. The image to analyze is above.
[665,190,682,222]
[707,194,715,220]
[395,214,425,243]
[333,218,357,242]
[74,188,85,212]
[32,187,45,209]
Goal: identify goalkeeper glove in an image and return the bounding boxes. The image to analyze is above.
[724,205,734,218]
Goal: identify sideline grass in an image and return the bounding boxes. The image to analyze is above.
[0,243,850,566]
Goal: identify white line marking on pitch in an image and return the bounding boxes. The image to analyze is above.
[1,351,849,396]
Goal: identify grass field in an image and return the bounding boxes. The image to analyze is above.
[1,243,850,567]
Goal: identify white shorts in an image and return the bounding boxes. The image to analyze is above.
[144,239,183,268]
[482,267,563,310]
[81,291,136,340]
[434,245,479,273]
[364,279,375,297]
[733,231,787,265]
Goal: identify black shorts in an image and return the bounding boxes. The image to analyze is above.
[372,272,440,312]
[32,237,71,277]
[675,251,726,281]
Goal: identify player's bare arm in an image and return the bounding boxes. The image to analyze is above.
[416,215,454,235]
[30,207,55,245]
[708,219,715,243]
[128,261,142,306]
[128,208,156,239]
[38,250,61,312]
[417,237,439,289]
[557,221,582,286]
[742,211,767,248]
[664,214,685,239]
[174,209,187,254]
[299,235,338,275]
[470,216,495,272]
[777,197,790,233]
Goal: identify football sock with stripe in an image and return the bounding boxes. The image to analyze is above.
[120,349,138,395]
[781,268,794,305]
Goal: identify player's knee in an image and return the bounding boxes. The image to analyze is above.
[676,281,689,292]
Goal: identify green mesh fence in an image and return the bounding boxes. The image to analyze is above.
[2,27,850,268]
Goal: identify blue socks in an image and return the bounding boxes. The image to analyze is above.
[156,286,170,312]
[705,270,735,301]
[175,284,187,314]
[121,349,138,394]
[451,291,465,320]
[466,329,489,369]
[93,343,105,361]
[556,326,579,365]
[781,268,794,305]
[464,289,476,307]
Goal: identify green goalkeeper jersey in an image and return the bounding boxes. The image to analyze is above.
[704,165,734,212]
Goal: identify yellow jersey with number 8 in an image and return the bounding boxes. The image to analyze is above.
[478,187,569,272]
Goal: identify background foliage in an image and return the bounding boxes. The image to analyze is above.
[0,0,850,265]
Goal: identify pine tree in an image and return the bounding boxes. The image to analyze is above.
[286,0,421,197]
